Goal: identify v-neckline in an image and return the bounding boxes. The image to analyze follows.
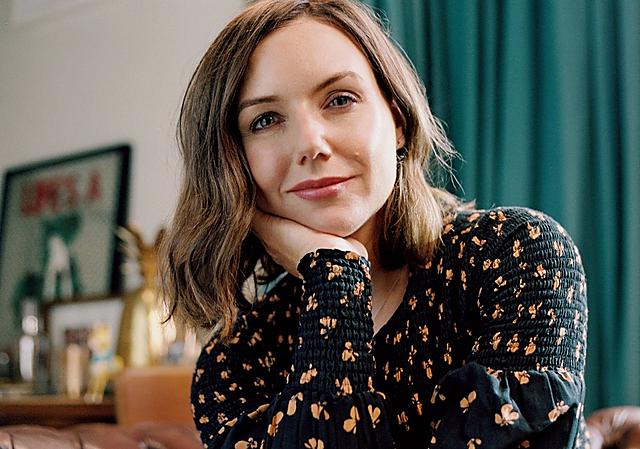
[372,264,417,345]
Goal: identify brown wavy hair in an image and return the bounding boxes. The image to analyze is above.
[160,0,461,340]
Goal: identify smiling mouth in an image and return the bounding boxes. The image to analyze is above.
[288,176,352,192]
[288,177,352,200]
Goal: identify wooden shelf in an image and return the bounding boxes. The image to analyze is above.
[0,395,115,428]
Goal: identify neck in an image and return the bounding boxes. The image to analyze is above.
[350,213,408,335]
[349,213,382,273]
[349,212,402,283]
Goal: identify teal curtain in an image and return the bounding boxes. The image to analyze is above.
[364,0,640,413]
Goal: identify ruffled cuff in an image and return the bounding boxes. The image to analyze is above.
[428,362,586,448]
[292,249,375,395]
[263,388,395,448]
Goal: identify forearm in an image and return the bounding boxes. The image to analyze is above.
[292,248,376,394]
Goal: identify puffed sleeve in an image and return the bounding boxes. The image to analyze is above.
[192,249,397,449]
[428,208,588,449]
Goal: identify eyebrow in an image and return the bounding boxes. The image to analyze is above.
[237,71,363,114]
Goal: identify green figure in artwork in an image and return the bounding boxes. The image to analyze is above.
[11,212,84,330]
[40,212,83,301]
[11,271,42,329]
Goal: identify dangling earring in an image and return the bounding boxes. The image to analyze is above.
[396,146,408,163]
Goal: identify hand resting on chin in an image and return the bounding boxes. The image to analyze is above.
[251,208,368,278]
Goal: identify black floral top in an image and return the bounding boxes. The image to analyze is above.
[192,207,589,449]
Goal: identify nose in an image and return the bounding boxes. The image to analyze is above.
[293,110,332,165]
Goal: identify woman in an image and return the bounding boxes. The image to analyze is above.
[160,0,588,448]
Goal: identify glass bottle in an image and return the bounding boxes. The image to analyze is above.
[17,298,50,393]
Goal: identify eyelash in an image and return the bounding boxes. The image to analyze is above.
[250,113,279,133]
[249,93,358,133]
[328,93,357,108]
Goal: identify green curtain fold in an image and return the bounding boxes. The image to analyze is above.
[364,0,640,412]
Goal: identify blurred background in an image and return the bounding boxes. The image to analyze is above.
[0,0,638,416]
[0,0,246,419]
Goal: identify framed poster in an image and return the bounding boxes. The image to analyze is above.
[0,144,130,346]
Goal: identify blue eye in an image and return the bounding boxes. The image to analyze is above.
[251,113,278,132]
[328,94,356,108]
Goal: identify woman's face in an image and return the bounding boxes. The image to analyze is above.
[238,18,404,238]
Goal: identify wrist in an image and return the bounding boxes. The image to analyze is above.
[292,249,375,394]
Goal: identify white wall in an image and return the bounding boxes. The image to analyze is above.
[0,0,243,243]
[0,0,244,346]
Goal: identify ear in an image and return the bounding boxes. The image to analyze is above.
[390,100,406,149]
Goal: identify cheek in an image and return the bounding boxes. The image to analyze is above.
[375,155,398,203]
[364,134,398,205]
[246,150,271,190]
[245,148,285,207]
[360,128,397,184]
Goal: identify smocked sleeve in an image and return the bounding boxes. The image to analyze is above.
[428,208,589,449]
[192,249,396,449]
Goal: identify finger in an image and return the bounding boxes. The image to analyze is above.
[344,237,368,258]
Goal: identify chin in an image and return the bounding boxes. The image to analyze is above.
[299,214,365,237]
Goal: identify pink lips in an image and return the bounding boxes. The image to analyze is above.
[288,176,351,200]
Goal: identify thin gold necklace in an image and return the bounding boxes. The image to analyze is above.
[372,267,406,324]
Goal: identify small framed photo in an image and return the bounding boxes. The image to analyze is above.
[45,296,124,395]
[0,144,130,344]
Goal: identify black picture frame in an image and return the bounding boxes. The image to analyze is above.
[0,144,131,345]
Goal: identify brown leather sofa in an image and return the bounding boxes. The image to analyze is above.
[0,366,202,449]
[2,406,640,448]
[586,406,640,449]
[0,422,201,449]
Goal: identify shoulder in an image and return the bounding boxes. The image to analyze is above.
[443,206,580,258]
[445,206,568,236]
[244,272,301,333]
[197,274,300,366]
[435,206,586,302]
[447,208,589,372]
[445,206,587,306]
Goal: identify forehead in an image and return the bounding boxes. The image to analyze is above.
[239,17,378,99]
